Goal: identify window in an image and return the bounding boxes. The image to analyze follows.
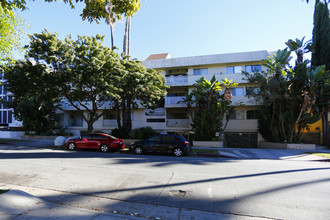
[229,110,244,120]
[167,113,188,119]
[147,118,165,123]
[149,136,162,141]
[226,66,242,74]
[103,111,116,120]
[229,88,244,96]
[247,110,261,119]
[8,111,12,123]
[246,87,259,95]
[193,68,208,76]
[245,65,261,72]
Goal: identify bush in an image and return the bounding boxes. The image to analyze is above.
[111,128,130,139]
[130,127,158,139]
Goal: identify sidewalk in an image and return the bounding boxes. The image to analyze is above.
[191,145,330,161]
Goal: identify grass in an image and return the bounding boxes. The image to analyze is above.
[311,153,330,159]
[0,139,27,143]
[191,149,220,155]
[0,189,9,194]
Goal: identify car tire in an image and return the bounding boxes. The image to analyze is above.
[68,142,76,151]
[100,144,109,153]
[173,148,183,157]
[134,146,143,155]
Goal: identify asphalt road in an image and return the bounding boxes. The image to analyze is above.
[1,140,330,219]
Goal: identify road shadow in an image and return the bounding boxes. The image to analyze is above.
[35,167,330,219]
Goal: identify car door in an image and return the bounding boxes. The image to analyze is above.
[76,134,92,148]
[147,135,162,153]
[161,135,176,153]
[90,134,107,149]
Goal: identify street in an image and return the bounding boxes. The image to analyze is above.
[0,141,330,219]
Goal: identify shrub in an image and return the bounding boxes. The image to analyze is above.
[130,126,158,139]
[111,128,130,139]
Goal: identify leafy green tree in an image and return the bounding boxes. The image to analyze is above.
[244,39,329,143]
[113,57,167,133]
[0,6,24,61]
[182,76,238,141]
[3,60,60,134]
[27,30,122,132]
[311,0,330,145]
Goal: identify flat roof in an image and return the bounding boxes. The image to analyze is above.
[143,50,271,69]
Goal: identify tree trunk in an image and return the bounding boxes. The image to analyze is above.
[123,17,129,55]
[121,99,127,130]
[127,16,131,56]
[322,111,329,146]
[115,99,121,129]
[126,98,132,133]
[110,24,114,50]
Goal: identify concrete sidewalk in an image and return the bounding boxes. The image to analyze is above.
[192,146,330,161]
[0,190,146,220]
[0,188,263,220]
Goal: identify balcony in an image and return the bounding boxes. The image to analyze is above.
[165,75,188,86]
[166,119,190,128]
[145,108,165,116]
[165,96,187,108]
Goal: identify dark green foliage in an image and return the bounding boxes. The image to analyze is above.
[182,76,237,141]
[111,128,130,139]
[3,60,60,134]
[312,1,330,71]
[243,39,330,143]
[130,126,158,139]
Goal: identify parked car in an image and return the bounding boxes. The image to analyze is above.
[66,133,125,153]
[129,134,191,157]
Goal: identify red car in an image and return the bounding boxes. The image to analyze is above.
[66,133,125,153]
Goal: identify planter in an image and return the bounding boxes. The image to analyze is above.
[192,141,224,148]
[0,131,25,139]
[259,142,316,151]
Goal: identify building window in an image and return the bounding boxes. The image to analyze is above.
[229,110,244,120]
[103,111,116,120]
[246,87,259,95]
[147,118,165,123]
[247,110,261,119]
[245,65,261,72]
[193,68,208,75]
[226,66,242,74]
[229,88,244,96]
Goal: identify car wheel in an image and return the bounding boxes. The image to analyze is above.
[173,148,183,157]
[68,142,76,151]
[134,146,143,155]
[100,144,109,153]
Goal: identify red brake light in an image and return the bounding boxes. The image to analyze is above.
[184,141,190,146]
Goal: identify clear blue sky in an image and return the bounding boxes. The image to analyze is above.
[18,0,315,61]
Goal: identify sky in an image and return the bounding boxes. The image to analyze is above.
[17,0,315,61]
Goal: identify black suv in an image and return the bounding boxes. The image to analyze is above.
[129,134,192,157]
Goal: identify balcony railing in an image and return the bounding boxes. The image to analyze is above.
[145,108,165,116]
[165,96,186,105]
[166,119,190,128]
[165,75,188,85]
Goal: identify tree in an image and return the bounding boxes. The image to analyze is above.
[311,0,330,145]
[3,60,61,134]
[182,76,238,141]
[27,30,122,132]
[0,6,24,61]
[113,56,167,134]
[244,39,329,143]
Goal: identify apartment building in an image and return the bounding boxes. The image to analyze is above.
[59,50,271,147]
[0,73,22,128]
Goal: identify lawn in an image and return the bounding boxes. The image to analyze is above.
[0,139,26,143]
[0,189,9,194]
[191,148,220,155]
[312,153,330,159]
